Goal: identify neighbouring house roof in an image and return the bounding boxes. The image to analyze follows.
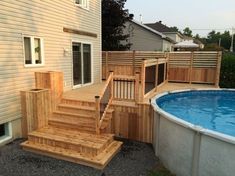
[145,21,177,33]
[129,20,176,44]
[145,21,184,39]
[174,40,199,48]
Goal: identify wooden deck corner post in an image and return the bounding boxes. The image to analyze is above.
[132,50,136,75]
[106,52,109,79]
[215,51,222,87]
[135,72,140,103]
[95,96,101,135]
[155,59,159,92]
[141,59,146,102]
[189,51,194,84]
[166,52,170,82]
[109,71,114,99]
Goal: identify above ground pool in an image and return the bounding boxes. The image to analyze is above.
[151,89,235,176]
[156,90,235,138]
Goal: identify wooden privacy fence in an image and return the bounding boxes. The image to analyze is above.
[168,52,222,86]
[102,51,222,87]
[102,51,166,79]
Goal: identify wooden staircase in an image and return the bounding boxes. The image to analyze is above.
[21,97,122,169]
[21,126,122,169]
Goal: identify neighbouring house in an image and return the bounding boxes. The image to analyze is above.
[123,20,175,51]
[0,0,102,145]
[145,21,184,43]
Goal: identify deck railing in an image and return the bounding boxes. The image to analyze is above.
[141,58,168,100]
[113,73,140,103]
[95,72,113,134]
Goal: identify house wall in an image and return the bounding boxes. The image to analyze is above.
[162,40,173,52]
[124,21,164,51]
[0,0,101,140]
[164,33,183,43]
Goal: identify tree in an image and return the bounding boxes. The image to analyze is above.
[206,30,232,50]
[183,27,193,37]
[194,34,200,39]
[170,26,179,32]
[102,0,133,51]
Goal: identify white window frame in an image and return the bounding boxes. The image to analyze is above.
[23,36,45,68]
[0,122,12,145]
[74,0,89,10]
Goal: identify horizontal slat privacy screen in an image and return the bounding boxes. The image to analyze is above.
[102,51,221,86]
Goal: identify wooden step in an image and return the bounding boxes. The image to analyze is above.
[49,111,95,127]
[49,118,96,134]
[61,98,95,107]
[27,127,114,157]
[57,103,114,115]
[57,104,95,115]
[21,140,122,170]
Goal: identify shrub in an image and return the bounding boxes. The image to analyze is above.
[220,52,235,88]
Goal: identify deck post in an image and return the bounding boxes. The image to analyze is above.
[189,52,194,84]
[135,72,140,103]
[132,50,136,75]
[166,52,170,83]
[215,51,222,87]
[95,96,101,135]
[109,71,114,99]
[155,59,159,92]
[105,52,109,79]
[141,59,146,102]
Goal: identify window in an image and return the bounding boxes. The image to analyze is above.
[75,0,89,9]
[23,36,44,66]
[0,122,12,144]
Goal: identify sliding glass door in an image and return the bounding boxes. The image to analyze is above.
[72,42,92,87]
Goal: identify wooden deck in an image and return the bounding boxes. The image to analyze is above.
[63,82,217,104]
[63,82,106,102]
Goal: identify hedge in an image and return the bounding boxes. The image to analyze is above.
[219,52,235,88]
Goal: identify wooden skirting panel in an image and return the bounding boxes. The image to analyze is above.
[191,68,216,83]
[168,67,190,82]
[111,103,153,143]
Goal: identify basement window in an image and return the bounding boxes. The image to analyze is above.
[23,36,44,67]
[75,0,89,9]
[0,122,12,143]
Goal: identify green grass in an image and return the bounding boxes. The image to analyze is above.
[148,164,175,176]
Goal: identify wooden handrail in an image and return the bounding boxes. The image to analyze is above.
[99,72,114,98]
[95,72,114,134]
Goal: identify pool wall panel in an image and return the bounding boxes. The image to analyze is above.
[153,111,235,176]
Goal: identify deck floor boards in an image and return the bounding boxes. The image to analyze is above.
[63,82,217,104]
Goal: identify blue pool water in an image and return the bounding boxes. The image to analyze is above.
[156,90,235,137]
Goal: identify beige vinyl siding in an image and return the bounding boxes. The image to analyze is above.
[0,0,101,124]
[123,21,163,51]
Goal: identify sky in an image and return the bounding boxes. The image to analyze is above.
[125,0,235,37]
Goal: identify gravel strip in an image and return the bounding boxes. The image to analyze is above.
[0,138,158,176]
